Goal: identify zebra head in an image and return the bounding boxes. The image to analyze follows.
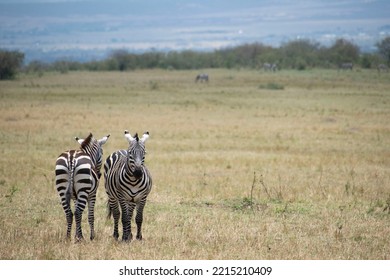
[124,130,149,179]
[75,133,110,175]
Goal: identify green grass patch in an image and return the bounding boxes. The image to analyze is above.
[258,82,285,90]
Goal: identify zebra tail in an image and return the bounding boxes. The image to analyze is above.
[66,156,75,208]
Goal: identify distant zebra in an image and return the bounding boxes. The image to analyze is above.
[377,64,389,73]
[339,62,353,70]
[55,133,110,241]
[104,130,152,242]
[195,73,209,82]
[263,63,277,72]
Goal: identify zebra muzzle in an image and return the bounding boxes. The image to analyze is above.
[133,167,143,179]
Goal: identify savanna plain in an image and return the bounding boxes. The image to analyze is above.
[0,68,389,260]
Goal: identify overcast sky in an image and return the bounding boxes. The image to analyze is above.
[1,0,389,61]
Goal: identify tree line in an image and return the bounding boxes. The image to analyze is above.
[1,37,390,79]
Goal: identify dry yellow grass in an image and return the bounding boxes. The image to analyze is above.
[0,69,389,259]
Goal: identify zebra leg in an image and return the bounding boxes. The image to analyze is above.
[108,198,120,240]
[60,195,73,239]
[128,203,137,241]
[135,200,146,240]
[74,200,87,241]
[88,194,96,240]
[64,207,73,240]
[120,201,134,242]
[56,170,73,240]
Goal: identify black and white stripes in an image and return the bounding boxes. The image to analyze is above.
[104,130,153,242]
[339,62,353,70]
[55,133,110,241]
[55,130,152,242]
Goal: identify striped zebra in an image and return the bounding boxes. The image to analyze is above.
[104,130,152,242]
[377,64,389,73]
[263,63,277,72]
[339,62,353,70]
[195,73,209,82]
[55,133,110,241]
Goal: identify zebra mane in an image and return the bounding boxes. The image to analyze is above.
[81,133,94,150]
[134,133,139,141]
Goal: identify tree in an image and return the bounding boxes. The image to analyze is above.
[328,39,359,65]
[360,53,381,69]
[0,50,24,79]
[109,49,136,71]
[25,60,48,76]
[376,36,390,64]
[281,39,321,69]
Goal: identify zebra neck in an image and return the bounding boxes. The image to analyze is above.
[82,148,97,168]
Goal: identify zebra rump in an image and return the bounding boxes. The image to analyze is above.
[55,133,110,241]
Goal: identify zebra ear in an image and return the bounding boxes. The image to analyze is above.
[75,136,84,145]
[140,132,150,143]
[98,134,110,145]
[124,130,134,143]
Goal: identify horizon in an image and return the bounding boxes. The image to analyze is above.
[1,0,389,63]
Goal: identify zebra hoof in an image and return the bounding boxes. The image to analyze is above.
[75,237,84,243]
[90,231,95,241]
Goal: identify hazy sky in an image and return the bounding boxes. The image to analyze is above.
[1,0,389,61]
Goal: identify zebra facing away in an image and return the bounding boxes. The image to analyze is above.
[55,133,110,241]
[104,130,152,242]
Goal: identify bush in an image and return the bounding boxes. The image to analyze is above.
[376,36,390,64]
[25,60,48,76]
[259,82,284,90]
[327,38,359,65]
[0,50,24,79]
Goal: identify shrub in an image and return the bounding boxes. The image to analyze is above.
[0,50,24,80]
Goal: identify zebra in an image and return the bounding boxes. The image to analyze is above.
[104,130,152,242]
[339,62,353,71]
[263,63,277,72]
[195,73,209,82]
[55,133,110,241]
[377,64,389,73]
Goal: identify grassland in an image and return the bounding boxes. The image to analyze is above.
[0,68,389,259]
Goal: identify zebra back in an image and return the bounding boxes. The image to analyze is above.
[55,150,92,208]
